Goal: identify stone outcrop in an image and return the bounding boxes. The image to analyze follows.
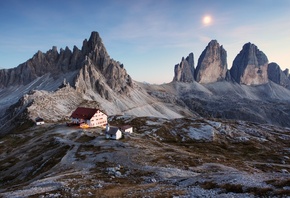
[173,53,195,82]
[0,31,133,97]
[268,62,290,88]
[230,43,268,85]
[195,40,227,83]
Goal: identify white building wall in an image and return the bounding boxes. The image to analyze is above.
[36,121,45,125]
[71,109,107,128]
[115,131,122,139]
[86,120,92,127]
[124,127,133,133]
[91,111,107,127]
[106,130,122,140]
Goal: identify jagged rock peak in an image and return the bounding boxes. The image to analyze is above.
[230,42,268,85]
[82,31,108,56]
[73,32,133,98]
[173,52,195,83]
[195,40,227,83]
[268,62,290,88]
[88,31,103,49]
[52,46,58,52]
[284,69,289,77]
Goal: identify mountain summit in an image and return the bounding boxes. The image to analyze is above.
[230,42,268,85]
[173,40,228,84]
[195,40,228,83]
[173,53,195,82]
[74,31,133,98]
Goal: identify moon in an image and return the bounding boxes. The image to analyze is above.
[203,15,212,25]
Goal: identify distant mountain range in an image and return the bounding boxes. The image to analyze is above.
[173,39,290,88]
[1,31,290,134]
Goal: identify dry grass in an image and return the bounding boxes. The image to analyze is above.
[92,183,187,198]
[266,178,290,196]
[75,134,96,143]
[1,116,290,197]
[200,181,274,196]
[200,181,219,190]
[75,144,101,160]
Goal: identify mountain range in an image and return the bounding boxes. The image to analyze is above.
[1,31,290,197]
[1,31,290,134]
[174,39,290,87]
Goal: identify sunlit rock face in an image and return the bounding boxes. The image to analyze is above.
[195,40,228,84]
[173,53,195,83]
[230,43,268,85]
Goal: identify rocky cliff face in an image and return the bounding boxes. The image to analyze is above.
[173,53,195,82]
[74,32,133,98]
[268,62,290,88]
[230,43,268,85]
[195,40,228,83]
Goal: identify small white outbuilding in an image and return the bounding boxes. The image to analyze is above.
[105,125,122,140]
[35,117,45,125]
[120,125,133,134]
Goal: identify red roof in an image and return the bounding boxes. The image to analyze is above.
[70,107,106,120]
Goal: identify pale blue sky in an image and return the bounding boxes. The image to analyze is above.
[1,0,290,84]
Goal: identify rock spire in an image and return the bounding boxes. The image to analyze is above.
[230,43,268,85]
[268,62,290,88]
[173,53,195,83]
[195,40,228,83]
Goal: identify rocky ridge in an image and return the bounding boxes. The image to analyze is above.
[0,45,82,88]
[0,31,132,96]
